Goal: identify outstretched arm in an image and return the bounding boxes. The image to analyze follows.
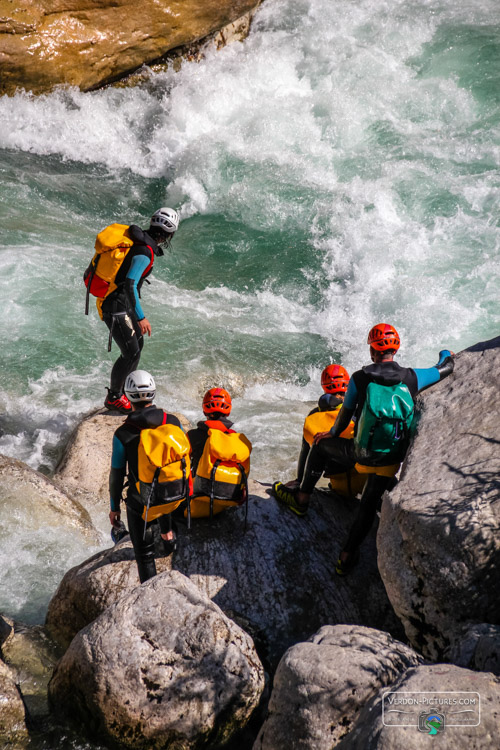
[414,350,455,392]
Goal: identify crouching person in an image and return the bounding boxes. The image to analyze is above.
[187,388,252,520]
[108,370,191,583]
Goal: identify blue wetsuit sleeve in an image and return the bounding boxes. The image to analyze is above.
[126,255,150,320]
[343,379,358,411]
[414,350,453,391]
[109,435,127,512]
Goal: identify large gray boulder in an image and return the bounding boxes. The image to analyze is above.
[46,480,403,665]
[378,338,500,660]
[48,570,265,749]
[337,663,499,749]
[254,625,423,750]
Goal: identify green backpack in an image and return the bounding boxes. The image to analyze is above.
[354,381,415,465]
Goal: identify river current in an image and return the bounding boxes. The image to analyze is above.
[0,0,499,735]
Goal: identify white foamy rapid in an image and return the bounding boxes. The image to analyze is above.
[0,0,499,623]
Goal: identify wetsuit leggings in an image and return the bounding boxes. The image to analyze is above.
[103,307,144,395]
[299,436,392,556]
[299,436,357,494]
[126,505,172,583]
[342,474,392,555]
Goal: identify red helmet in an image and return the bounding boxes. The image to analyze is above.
[321,364,350,394]
[202,388,232,416]
[367,323,400,352]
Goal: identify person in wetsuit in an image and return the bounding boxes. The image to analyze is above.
[108,370,182,583]
[187,388,234,476]
[274,364,362,509]
[102,207,179,414]
[273,324,455,574]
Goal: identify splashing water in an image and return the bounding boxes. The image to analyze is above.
[0,0,499,633]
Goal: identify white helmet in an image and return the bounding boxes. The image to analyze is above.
[124,370,156,403]
[150,207,179,234]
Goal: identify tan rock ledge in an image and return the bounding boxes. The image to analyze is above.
[0,0,262,96]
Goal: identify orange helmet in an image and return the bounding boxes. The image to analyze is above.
[321,364,350,394]
[202,387,232,416]
[367,323,400,352]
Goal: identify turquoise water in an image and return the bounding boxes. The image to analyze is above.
[0,0,499,619]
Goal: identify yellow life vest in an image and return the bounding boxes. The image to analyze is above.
[136,421,191,524]
[192,428,251,520]
[303,406,354,446]
[84,224,136,319]
[303,407,365,498]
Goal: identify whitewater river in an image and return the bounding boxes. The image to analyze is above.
[0,0,499,741]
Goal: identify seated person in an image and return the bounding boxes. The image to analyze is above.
[187,388,251,519]
[274,365,365,513]
[273,324,455,574]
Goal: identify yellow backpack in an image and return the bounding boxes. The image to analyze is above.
[303,408,365,498]
[192,428,252,521]
[136,419,191,529]
[84,224,135,317]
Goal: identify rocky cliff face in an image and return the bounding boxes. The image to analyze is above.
[378,337,500,660]
[0,0,260,96]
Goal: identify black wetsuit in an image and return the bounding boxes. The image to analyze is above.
[101,226,160,396]
[296,394,344,482]
[109,405,182,582]
[187,415,234,476]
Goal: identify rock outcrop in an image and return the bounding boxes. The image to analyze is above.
[46,479,403,665]
[0,453,98,538]
[378,338,500,660]
[0,659,28,747]
[447,623,500,676]
[337,663,499,749]
[0,0,261,96]
[254,625,423,750]
[48,570,265,749]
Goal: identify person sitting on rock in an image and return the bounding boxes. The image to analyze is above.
[187,388,251,519]
[108,370,187,583]
[273,324,455,574]
[273,365,366,512]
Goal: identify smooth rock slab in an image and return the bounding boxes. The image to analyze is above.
[46,480,404,666]
[337,663,500,749]
[378,338,500,660]
[48,570,265,749]
[254,625,423,750]
[448,623,500,676]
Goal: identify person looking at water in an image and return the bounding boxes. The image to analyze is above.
[273,364,366,505]
[273,324,455,574]
[108,370,183,583]
[85,207,179,414]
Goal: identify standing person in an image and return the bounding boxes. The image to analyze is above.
[273,324,455,574]
[85,207,179,414]
[108,370,186,583]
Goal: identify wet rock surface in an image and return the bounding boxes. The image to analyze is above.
[0,0,261,96]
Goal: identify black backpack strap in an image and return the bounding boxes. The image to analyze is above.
[237,463,249,531]
[84,255,100,316]
[143,466,160,540]
[209,459,221,521]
